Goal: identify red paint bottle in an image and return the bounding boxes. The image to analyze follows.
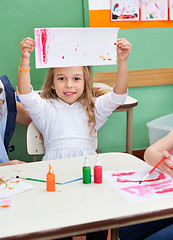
[46,163,55,192]
[94,155,102,184]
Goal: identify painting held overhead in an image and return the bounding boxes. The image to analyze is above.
[34,27,119,68]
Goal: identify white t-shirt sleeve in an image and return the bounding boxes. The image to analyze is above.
[95,89,127,130]
[17,87,48,130]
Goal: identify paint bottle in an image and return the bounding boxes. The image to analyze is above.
[46,163,55,191]
[94,155,102,184]
[83,157,91,184]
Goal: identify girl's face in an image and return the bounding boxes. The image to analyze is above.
[51,66,85,105]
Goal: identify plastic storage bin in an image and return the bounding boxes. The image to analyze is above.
[147,113,173,145]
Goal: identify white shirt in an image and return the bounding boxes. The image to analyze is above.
[18,88,127,160]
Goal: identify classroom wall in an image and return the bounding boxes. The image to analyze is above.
[96,28,173,153]
[1,1,173,161]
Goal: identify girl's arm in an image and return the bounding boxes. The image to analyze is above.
[144,130,173,176]
[114,38,132,94]
[18,37,35,94]
[0,160,25,166]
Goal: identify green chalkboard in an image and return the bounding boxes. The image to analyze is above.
[0,0,86,90]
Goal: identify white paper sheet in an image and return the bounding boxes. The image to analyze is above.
[0,178,35,199]
[104,169,173,203]
[170,0,173,20]
[34,27,119,68]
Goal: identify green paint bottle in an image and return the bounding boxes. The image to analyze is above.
[83,157,91,184]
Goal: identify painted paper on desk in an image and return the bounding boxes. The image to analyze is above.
[111,0,139,21]
[0,177,35,199]
[104,169,173,202]
[141,0,168,21]
[170,0,173,20]
[34,27,119,68]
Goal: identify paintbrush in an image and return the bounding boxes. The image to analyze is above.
[16,176,83,185]
[139,148,173,184]
[16,175,62,185]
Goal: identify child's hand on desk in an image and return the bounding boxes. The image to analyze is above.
[159,151,173,176]
[0,160,26,166]
[116,38,132,62]
[20,37,35,59]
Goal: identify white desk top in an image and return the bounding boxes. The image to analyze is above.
[1,153,173,240]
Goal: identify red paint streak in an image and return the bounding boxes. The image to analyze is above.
[117,172,166,183]
[156,188,173,193]
[62,56,64,59]
[112,172,136,177]
[40,29,47,63]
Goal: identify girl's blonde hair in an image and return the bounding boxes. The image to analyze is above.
[41,67,109,135]
[0,88,5,120]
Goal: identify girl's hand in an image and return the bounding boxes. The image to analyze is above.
[20,37,35,60]
[116,38,132,62]
[158,151,173,176]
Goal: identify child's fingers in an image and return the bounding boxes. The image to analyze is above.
[162,150,171,159]
[20,37,36,47]
[160,162,173,176]
[160,159,173,176]
[117,41,132,49]
[20,42,35,54]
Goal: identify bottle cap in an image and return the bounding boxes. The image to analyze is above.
[48,163,54,173]
[95,155,101,166]
[84,157,90,167]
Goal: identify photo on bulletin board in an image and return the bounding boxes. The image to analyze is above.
[170,0,173,20]
[111,0,139,21]
[141,0,168,21]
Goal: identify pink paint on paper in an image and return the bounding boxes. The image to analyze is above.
[120,180,172,197]
[112,172,136,177]
[35,29,42,64]
[40,29,48,64]
[156,188,173,193]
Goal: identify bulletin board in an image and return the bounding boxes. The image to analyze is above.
[89,0,173,29]
[88,0,173,87]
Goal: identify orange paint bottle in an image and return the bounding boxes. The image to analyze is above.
[46,163,55,192]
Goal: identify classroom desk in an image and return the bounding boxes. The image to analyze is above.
[93,83,138,154]
[1,152,173,240]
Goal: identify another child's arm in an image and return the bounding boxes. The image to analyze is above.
[114,38,132,94]
[16,101,32,126]
[18,37,35,94]
[0,160,25,166]
[144,130,173,176]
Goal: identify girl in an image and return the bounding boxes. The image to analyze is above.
[18,37,131,162]
[18,36,131,240]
